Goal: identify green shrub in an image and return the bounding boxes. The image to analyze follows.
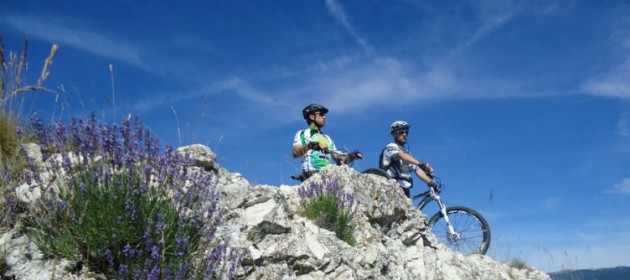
[24,114,241,279]
[299,176,358,246]
[30,166,201,275]
[508,258,531,270]
[303,195,356,245]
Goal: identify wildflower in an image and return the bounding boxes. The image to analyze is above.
[104,249,114,268]
[150,245,160,260]
[119,264,128,274]
[58,200,68,210]
[123,243,134,258]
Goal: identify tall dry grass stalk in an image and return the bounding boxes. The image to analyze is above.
[1,35,58,121]
[109,63,116,120]
[0,37,5,95]
[171,106,182,146]
[37,43,58,87]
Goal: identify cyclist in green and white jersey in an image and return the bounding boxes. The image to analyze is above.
[292,104,362,180]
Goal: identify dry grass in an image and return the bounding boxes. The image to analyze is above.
[0,35,59,229]
[1,35,58,121]
[508,258,532,270]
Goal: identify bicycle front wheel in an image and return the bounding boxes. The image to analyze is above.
[428,206,491,255]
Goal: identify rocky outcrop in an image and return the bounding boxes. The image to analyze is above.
[216,164,550,280]
[0,144,551,279]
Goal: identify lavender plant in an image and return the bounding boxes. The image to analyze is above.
[298,175,358,246]
[24,112,240,279]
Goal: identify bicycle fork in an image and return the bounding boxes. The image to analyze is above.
[433,194,461,241]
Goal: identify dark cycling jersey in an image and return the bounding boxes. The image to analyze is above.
[380,142,417,189]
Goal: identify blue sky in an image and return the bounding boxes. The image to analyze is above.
[2,0,630,273]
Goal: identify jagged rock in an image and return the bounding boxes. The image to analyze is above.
[1,144,551,280]
[21,143,43,166]
[176,143,219,172]
[0,224,103,280]
[14,183,41,203]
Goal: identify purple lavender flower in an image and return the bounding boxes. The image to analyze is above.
[150,245,160,260]
[119,264,128,274]
[16,125,23,138]
[147,264,161,280]
[105,248,114,268]
[123,243,134,258]
[78,182,86,194]
[20,112,243,279]
[58,200,68,210]
[61,154,73,173]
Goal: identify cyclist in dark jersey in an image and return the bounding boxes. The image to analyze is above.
[292,104,362,180]
[380,120,436,197]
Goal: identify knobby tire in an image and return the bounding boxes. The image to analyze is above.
[428,206,491,255]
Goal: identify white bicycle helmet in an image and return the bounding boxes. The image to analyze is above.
[390,120,410,133]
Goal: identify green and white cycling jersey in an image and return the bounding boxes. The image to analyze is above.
[293,126,337,172]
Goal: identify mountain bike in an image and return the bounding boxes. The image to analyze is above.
[362,168,491,255]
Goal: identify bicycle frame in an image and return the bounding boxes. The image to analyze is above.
[363,169,491,255]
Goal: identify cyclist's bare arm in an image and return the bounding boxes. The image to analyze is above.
[396,152,433,184]
[292,144,307,158]
[292,142,327,158]
[415,168,433,185]
[396,151,422,166]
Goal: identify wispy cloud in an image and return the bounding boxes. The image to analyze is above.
[582,70,630,100]
[3,15,145,69]
[605,178,630,195]
[581,10,630,100]
[132,77,283,113]
[457,1,516,53]
[542,197,561,211]
[130,76,297,130]
[324,0,375,54]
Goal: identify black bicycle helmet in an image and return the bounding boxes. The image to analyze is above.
[302,103,329,119]
[390,120,410,133]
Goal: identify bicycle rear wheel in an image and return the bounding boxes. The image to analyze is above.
[361,168,390,179]
[428,206,491,255]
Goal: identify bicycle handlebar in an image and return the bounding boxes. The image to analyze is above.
[326,149,363,159]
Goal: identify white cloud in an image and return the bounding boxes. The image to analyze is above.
[605,178,630,195]
[4,15,145,69]
[324,0,375,54]
[581,63,630,100]
[581,11,630,100]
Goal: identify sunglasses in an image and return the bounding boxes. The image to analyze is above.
[395,130,409,135]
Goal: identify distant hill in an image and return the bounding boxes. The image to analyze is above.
[549,266,630,280]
